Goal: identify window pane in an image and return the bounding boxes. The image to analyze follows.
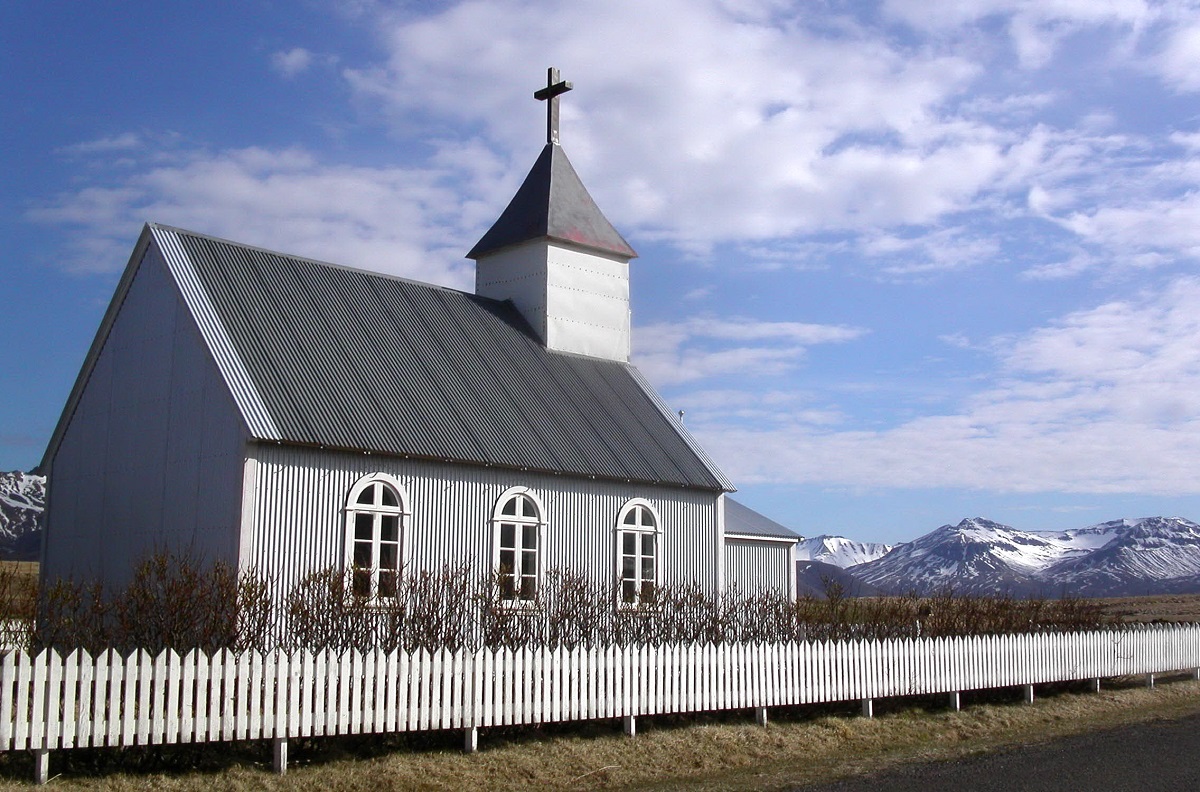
[519,496,535,518]
[499,549,514,574]
[641,581,655,603]
[356,485,375,505]
[520,576,537,599]
[379,544,397,569]
[380,515,398,542]
[353,569,371,597]
[378,570,397,598]
[499,576,515,600]
[622,580,636,603]
[355,514,373,541]
[623,509,638,525]
[501,497,517,516]
[353,541,372,568]
[641,557,654,580]
[622,557,635,578]
[381,487,398,507]
[623,533,636,554]
[522,549,537,574]
[642,534,655,556]
[500,523,515,549]
[522,524,537,549]
[642,511,656,529]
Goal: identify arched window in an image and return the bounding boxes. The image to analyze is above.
[616,500,661,606]
[492,487,544,603]
[345,475,408,600]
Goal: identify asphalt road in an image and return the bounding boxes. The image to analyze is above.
[796,712,1200,791]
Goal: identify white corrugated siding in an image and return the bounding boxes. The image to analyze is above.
[246,444,722,616]
[724,538,793,597]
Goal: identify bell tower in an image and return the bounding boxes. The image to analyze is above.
[468,68,637,362]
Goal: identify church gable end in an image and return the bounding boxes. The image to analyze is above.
[41,232,248,585]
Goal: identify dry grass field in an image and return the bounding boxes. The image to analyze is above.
[1097,593,1200,624]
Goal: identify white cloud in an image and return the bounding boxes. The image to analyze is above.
[633,317,866,386]
[56,133,143,156]
[1156,20,1200,90]
[343,0,1019,251]
[1061,191,1200,262]
[691,277,1200,494]
[271,48,315,78]
[28,141,481,286]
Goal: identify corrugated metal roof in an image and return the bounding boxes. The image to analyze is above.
[725,498,801,541]
[466,144,637,260]
[150,224,731,491]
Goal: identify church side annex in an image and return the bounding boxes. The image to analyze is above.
[38,69,797,627]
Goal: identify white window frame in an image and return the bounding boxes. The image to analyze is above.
[615,499,662,608]
[490,486,545,605]
[344,473,409,601]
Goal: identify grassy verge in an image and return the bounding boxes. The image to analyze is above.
[3,675,1200,790]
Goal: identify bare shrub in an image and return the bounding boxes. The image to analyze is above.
[0,562,37,649]
[36,551,274,653]
[34,555,1116,654]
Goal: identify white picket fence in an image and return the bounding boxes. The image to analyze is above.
[4,625,1200,782]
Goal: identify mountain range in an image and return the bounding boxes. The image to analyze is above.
[0,471,44,562]
[831,516,1200,598]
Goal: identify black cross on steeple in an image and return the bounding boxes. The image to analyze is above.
[534,67,573,145]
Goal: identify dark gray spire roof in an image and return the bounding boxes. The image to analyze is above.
[467,144,637,260]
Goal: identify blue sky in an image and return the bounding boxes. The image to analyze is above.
[6,0,1200,545]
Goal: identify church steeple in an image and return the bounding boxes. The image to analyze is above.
[469,68,637,362]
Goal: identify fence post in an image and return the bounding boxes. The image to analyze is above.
[1146,673,1155,689]
[1022,684,1034,704]
[622,715,636,737]
[860,698,873,718]
[1193,668,1200,681]
[273,737,287,775]
[463,726,478,753]
[33,749,49,785]
[755,706,768,727]
[948,691,960,712]
[1091,678,1101,693]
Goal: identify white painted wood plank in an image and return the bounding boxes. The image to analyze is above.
[98,650,115,747]
[420,648,435,731]
[444,648,457,729]
[13,652,30,750]
[147,650,165,745]
[360,650,374,734]
[59,649,79,748]
[373,649,387,734]
[75,651,95,748]
[275,651,291,740]
[219,650,235,741]
[119,651,138,747]
[41,650,60,749]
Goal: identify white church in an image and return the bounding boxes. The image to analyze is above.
[38,70,798,620]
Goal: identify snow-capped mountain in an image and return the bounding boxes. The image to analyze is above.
[795,535,893,568]
[849,518,1052,596]
[846,516,1200,598]
[0,471,44,561]
[1041,517,1200,597]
